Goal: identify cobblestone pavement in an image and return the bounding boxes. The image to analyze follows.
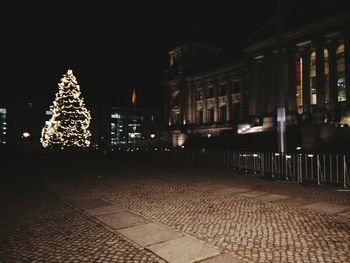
[3,156,350,263]
[0,178,166,262]
[87,161,350,263]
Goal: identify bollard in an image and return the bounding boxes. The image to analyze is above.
[308,154,314,181]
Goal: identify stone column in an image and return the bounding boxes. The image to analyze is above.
[202,84,207,124]
[301,49,311,114]
[226,79,232,122]
[344,37,350,104]
[247,61,257,117]
[164,86,170,126]
[239,73,247,120]
[193,86,197,124]
[213,82,219,123]
[287,51,297,112]
[177,80,187,126]
[187,84,193,124]
[315,42,325,108]
[328,43,338,112]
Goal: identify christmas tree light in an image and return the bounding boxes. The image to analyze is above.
[41,69,91,149]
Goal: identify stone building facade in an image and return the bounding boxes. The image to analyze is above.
[162,9,350,148]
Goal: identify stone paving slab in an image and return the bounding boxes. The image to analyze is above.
[299,202,350,214]
[274,197,314,207]
[220,187,250,194]
[85,204,125,216]
[96,210,150,230]
[238,191,268,198]
[147,236,219,263]
[69,198,111,210]
[196,253,243,263]
[255,194,290,202]
[118,222,183,247]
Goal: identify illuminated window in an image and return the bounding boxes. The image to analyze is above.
[0,107,7,144]
[196,88,203,100]
[324,49,330,104]
[310,52,317,105]
[296,57,303,113]
[111,113,121,119]
[337,44,346,102]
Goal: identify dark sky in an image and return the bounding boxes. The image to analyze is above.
[1,1,283,110]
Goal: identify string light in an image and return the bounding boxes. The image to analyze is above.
[41,69,91,149]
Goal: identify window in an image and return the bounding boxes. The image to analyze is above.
[172,112,180,125]
[208,87,214,98]
[296,57,303,113]
[0,107,7,144]
[337,44,346,102]
[171,93,180,107]
[232,81,240,93]
[207,107,214,124]
[219,105,227,123]
[196,89,203,100]
[310,52,317,105]
[324,49,330,104]
[196,109,203,125]
[219,84,226,96]
[111,113,121,119]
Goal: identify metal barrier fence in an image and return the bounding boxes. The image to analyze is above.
[117,148,350,188]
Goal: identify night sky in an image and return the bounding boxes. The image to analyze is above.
[2,0,342,111]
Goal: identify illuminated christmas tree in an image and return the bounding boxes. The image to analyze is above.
[41,69,91,149]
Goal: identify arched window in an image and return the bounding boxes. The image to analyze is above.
[196,109,203,125]
[207,107,214,124]
[324,49,330,104]
[219,83,226,96]
[171,93,180,107]
[310,52,317,105]
[172,112,180,125]
[208,87,214,98]
[219,105,227,124]
[296,57,303,113]
[337,44,346,102]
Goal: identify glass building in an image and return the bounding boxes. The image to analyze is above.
[0,108,7,144]
[110,107,159,145]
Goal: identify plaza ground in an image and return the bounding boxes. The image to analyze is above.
[1,152,350,262]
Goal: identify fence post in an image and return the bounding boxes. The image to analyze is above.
[343,155,348,188]
[336,155,339,183]
[317,154,321,185]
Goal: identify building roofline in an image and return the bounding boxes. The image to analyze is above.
[243,12,350,53]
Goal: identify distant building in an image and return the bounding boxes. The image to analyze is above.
[162,4,350,151]
[0,103,162,151]
[110,107,161,146]
[0,107,7,145]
